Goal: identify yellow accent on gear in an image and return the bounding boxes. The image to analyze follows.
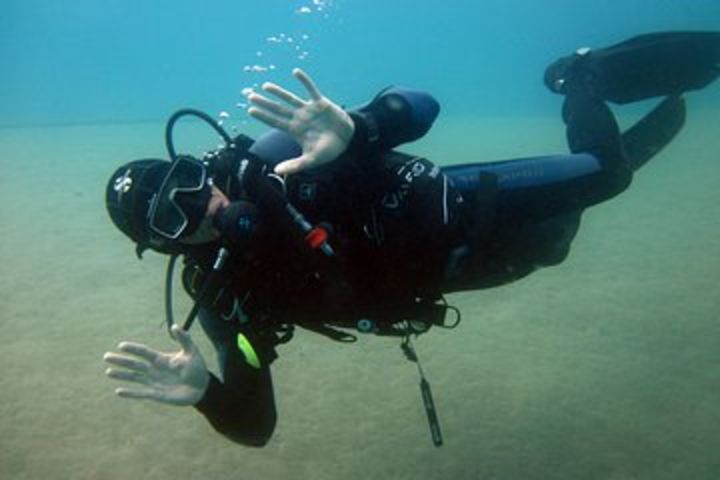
[236,332,261,369]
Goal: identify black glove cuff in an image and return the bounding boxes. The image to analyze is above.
[349,110,380,147]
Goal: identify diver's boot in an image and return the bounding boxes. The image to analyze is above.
[545,31,720,104]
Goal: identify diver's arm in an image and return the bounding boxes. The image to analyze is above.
[104,324,275,446]
[347,86,440,159]
[246,68,440,174]
[194,347,277,447]
[246,86,441,172]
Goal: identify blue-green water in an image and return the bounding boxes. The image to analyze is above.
[1,2,719,480]
[3,0,720,126]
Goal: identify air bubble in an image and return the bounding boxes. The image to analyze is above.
[243,65,269,73]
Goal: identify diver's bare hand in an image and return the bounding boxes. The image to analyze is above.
[247,68,355,176]
[103,324,210,406]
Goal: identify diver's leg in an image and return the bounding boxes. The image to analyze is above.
[443,209,583,293]
[441,90,620,292]
[561,78,631,199]
[622,95,686,171]
[445,32,717,292]
[546,33,700,174]
[545,31,720,103]
[446,156,619,225]
[443,88,678,292]
[443,81,629,226]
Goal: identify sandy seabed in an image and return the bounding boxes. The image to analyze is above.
[0,107,718,480]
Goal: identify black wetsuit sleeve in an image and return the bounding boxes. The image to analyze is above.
[193,325,277,447]
[347,87,440,160]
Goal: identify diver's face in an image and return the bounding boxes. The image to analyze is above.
[178,185,230,245]
[206,184,230,216]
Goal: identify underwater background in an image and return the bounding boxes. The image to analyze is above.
[1,1,719,479]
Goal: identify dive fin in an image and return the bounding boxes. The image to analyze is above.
[622,95,687,171]
[546,31,720,104]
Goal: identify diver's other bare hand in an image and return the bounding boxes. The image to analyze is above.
[103,324,210,406]
[248,68,355,176]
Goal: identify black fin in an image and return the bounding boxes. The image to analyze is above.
[622,95,687,171]
[597,32,720,103]
[546,31,720,104]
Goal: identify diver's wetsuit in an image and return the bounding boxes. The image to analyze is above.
[190,31,719,445]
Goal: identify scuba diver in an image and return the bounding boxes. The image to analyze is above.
[103,31,719,447]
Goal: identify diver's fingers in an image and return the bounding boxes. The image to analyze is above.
[262,82,306,108]
[170,324,195,355]
[247,92,294,118]
[274,154,312,176]
[103,352,149,373]
[293,68,323,101]
[248,107,291,131]
[115,386,161,402]
[117,341,161,364]
[106,367,148,385]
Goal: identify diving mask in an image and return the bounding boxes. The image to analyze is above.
[147,156,212,240]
